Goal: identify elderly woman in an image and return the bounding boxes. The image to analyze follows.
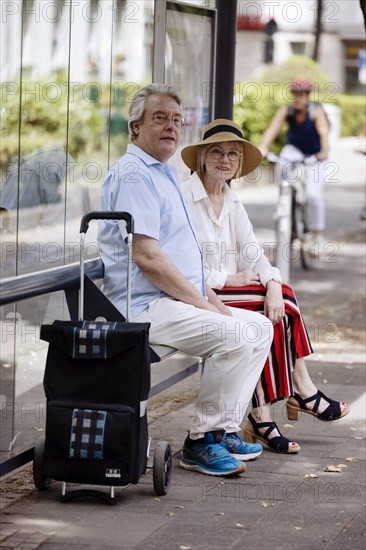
[181,119,349,454]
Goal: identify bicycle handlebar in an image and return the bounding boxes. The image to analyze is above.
[266,152,317,165]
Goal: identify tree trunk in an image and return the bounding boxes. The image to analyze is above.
[312,0,323,61]
[360,0,366,30]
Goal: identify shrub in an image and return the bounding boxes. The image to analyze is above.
[337,95,366,137]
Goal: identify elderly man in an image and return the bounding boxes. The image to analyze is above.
[98,84,273,477]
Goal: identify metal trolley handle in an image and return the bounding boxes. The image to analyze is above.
[80,211,134,235]
[79,211,134,322]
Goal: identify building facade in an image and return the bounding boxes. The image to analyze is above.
[235,0,365,94]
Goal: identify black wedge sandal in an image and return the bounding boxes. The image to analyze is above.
[286,390,349,422]
[244,413,300,454]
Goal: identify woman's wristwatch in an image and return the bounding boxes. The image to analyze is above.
[266,278,282,287]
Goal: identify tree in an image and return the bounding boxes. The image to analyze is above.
[258,55,331,91]
[312,0,323,62]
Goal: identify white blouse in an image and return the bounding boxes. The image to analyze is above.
[183,172,281,289]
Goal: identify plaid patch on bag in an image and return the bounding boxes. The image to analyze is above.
[72,322,117,358]
[69,408,107,459]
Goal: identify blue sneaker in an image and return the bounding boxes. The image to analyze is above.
[180,432,245,476]
[221,432,263,461]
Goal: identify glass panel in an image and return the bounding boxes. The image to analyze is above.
[15,0,72,458]
[108,0,155,167]
[10,293,63,457]
[165,2,215,180]
[1,0,72,463]
[1,0,22,280]
[1,0,24,460]
[0,0,155,466]
[65,0,114,252]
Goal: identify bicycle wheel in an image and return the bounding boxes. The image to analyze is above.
[293,200,316,270]
[288,191,302,264]
[275,183,292,282]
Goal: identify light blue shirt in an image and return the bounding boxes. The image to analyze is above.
[97,144,205,319]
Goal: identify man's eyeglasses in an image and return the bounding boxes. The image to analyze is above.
[208,146,241,162]
[144,114,185,127]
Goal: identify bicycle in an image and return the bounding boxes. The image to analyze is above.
[267,152,318,281]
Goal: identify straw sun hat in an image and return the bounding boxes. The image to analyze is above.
[181,119,263,177]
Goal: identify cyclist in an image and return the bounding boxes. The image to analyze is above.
[259,79,330,250]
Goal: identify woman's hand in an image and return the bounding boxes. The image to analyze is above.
[264,281,284,325]
[225,271,261,287]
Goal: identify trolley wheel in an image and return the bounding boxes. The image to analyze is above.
[153,441,172,496]
[33,436,52,491]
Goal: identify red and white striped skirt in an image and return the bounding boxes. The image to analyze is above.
[214,283,313,407]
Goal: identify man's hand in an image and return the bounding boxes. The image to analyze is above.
[205,285,232,317]
[133,235,232,316]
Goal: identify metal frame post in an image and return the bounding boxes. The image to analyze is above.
[214,0,237,119]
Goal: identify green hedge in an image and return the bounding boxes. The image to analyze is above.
[337,95,366,137]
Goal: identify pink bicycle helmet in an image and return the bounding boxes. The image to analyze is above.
[289,79,313,92]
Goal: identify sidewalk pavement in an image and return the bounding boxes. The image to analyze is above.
[0,139,365,550]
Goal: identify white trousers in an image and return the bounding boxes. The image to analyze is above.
[279,144,327,231]
[134,297,273,439]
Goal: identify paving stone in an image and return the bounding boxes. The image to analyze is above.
[0,530,54,549]
[135,523,246,550]
[327,506,366,549]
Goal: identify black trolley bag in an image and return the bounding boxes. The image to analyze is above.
[33,212,172,503]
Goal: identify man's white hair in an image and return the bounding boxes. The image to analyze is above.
[128,84,182,142]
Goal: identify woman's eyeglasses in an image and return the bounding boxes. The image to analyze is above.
[208,147,241,162]
[144,114,185,127]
